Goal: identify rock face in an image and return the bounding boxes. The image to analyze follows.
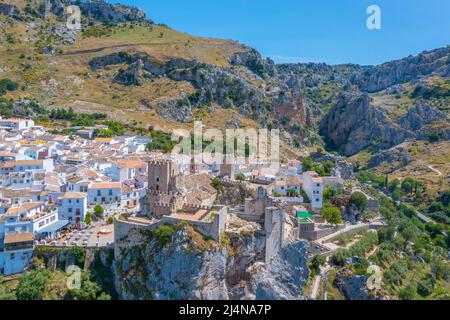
[398,104,449,132]
[335,273,373,300]
[89,50,318,129]
[42,0,148,24]
[319,92,409,156]
[230,48,277,78]
[310,153,355,179]
[253,240,310,300]
[113,224,310,300]
[113,59,145,86]
[367,144,413,170]
[352,47,450,92]
[0,3,19,17]
[319,92,449,156]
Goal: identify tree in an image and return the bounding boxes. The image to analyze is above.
[388,179,400,192]
[441,190,450,207]
[401,177,415,194]
[0,287,16,300]
[401,225,418,247]
[378,226,395,243]
[211,178,221,189]
[302,157,313,172]
[94,205,104,217]
[16,269,52,300]
[67,271,102,300]
[235,173,246,181]
[322,204,343,225]
[287,189,299,197]
[154,225,174,245]
[311,254,326,272]
[85,213,92,225]
[398,284,416,300]
[350,192,368,211]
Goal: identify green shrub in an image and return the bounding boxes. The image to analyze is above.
[16,269,52,300]
[154,225,174,245]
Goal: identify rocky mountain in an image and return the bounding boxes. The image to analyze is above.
[319,92,449,156]
[113,223,309,300]
[0,0,448,158]
[351,46,450,93]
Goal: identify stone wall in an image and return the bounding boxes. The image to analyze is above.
[264,207,285,263]
[162,206,228,241]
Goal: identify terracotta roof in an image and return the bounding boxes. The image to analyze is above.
[115,159,146,169]
[89,182,121,189]
[94,138,113,143]
[64,192,87,199]
[5,202,44,216]
[15,160,44,166]
[4,232,34,244]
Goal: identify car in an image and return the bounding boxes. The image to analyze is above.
[62,241,68,246]
[83,240,88,246]
[71,241,78,246]
[50,241,57,246]
[40,240,47,245]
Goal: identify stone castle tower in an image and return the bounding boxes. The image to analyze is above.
[147,158,187,217]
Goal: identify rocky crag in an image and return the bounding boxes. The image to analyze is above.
[319,92,449,156]
[113,221,310,300]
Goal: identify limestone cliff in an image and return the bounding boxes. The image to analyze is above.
[351,47,450,93]
[113,222,310,300]
[319,92,409,156]
[319,92,449,156]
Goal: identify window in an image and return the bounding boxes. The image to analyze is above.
[97,190,101,196]
[68,208,73,213]
[109,189,113,196]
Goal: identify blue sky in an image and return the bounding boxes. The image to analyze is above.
[111,0,450,65]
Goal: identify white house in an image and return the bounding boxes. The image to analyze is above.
[58,192,87,224]
[1,232,34,275]
[88,182,122,205]
[0,202,61,275]
[107,159,147,182]
[0,118,35,131]
[302,171,324,210]
[13,159,54,173]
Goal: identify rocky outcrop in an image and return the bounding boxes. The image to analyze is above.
[113,59,145,85]
[230,48,277,78]
[0,3,19,17]
[40,0,148,25]
[113,223,310,300]
[398,104,449,131]
[319,92,409,156]
[157,95,193,123]
[352,46,450,92]
[310,153,355,179]
[335,273,373,300]
[88,50,320,133]
[252,240,310,300]
[367,144,413,170]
